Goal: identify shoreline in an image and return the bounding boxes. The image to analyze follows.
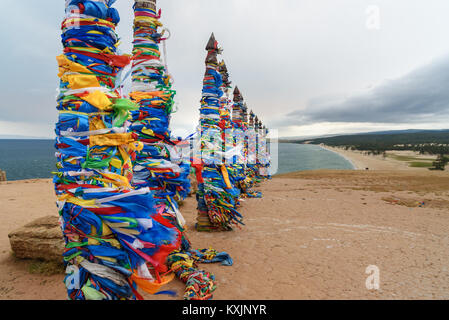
[0,178,52,185]
[2,142,426,182]
[318,145,358,170]
[318,144,439,172]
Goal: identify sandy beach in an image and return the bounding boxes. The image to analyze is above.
[321,145,444,172]
[1,169,449,300]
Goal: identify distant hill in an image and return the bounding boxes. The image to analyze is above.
[352,129,449,136]
[287,129,449,147]
[280,134,338,141]
[280,129,449,141]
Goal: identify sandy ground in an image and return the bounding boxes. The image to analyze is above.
[322,145,441,171]
[1,170,449,300]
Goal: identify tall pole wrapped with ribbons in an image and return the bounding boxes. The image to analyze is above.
[218,61,233,160]
[265,124,272,178]
[254,116,262,183]
[230,87,246,192]
[218,61,241,205]
[55,0,182,300]
[252,115,261,181]
[258,122,271,179]
[129,3,232,300]
[244,109,262,197]
[129,0,191,245]
[242,102,249,180]
[231,91,262,198]
[254,117,261,178]
[195,34,243,232]
[247,111,258,182]
[231,87,258,197]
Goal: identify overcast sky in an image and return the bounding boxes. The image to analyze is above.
[1,0,449,138]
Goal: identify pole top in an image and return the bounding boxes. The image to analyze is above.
[205,33,220,65]
[206,33,217,51]
[135,0,157,11]
[219,60,228,72]
[233,86,243,102]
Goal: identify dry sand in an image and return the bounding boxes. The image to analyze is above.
[322,145,441,171]
[1,170,449,300]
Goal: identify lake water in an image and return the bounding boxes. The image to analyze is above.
[273,143,355,175]
[0,140,354,181]
[0,140,56,181]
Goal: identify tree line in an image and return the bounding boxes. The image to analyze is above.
[288,130,449,170]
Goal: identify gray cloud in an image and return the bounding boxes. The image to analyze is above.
[282,55,449,127]
[2,0,449,137]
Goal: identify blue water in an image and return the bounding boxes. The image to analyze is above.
[0,140,354,181]
[0,139,55,181]
[274,143,355,175]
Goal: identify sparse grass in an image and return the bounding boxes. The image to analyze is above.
[382,196,449,209]
[28,260,64,276]
[275,170,449,194]
[385,153,435,168]
[389,155,416,161]
[409,162,433,168]
[382,196,422,208]
[389,155,436,162]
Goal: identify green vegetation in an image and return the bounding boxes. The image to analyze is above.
[390,155,435,162]
[429,154,449,171]
[28,260,64,276]
[386,155,434,168]
[409,162,433,168]
[295,130,449,146]
[291,130,449,156]
[285,130,449,170]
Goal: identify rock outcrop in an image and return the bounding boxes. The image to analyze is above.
[8,216,64,262]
